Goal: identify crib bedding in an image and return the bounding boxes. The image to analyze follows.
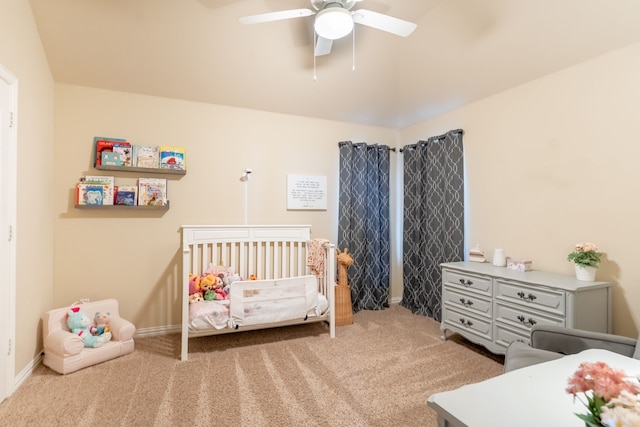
[189,275,328,331]
[189,300,229,330]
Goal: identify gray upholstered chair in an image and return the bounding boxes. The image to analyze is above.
[503,324,640,373]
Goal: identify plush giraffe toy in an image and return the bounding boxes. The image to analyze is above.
[336,248,354,326]
[337,248,354,287]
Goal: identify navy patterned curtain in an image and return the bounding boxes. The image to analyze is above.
[337,141,391,312]
[400,130,465,321]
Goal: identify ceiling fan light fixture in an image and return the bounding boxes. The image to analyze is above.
[314,8,354,40]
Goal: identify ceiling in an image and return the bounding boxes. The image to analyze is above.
[28,0,640,129]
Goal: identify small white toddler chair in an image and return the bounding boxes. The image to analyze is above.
[42,299,135,374]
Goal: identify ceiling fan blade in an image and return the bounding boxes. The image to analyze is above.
[314,36,333,56]
[352,9,417,37]
[239,8,315,25]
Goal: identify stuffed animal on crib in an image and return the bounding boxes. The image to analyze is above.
[203,289,216,301]
[214,288,226,300]
[91,311,111,336]
[206,265,242,287]
[67,307,112,348]
[203,288,228,301]
[199,273,220,293]
[189,293,203,304]
[189,274,203,294]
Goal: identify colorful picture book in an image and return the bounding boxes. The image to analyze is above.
[101,152,122,167]
[93,136,129,167]
[134,145,160,168]
[115,191,136,206]
[138,178,167,206]
[78,175,115,205]
[76,184,105,205]
[113,144,133,167]
[115,185,138,206]
[84,186,104,205]
[159,146,186,170]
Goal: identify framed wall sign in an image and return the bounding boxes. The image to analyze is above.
[287,175,327,210]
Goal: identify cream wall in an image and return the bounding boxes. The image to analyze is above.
[53,84,399,331]
[401,41,640,338]
[0,1,55,376]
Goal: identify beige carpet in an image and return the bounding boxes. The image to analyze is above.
[0,304,504,426]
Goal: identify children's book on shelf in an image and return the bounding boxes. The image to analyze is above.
[115,190,136,206]
[138,178,167,206]
[101,152,122,166]
[134,145,160,168]
[85,186,104,205]
[81,175,115,205]
[76,184,105,205]
[93,136,129,167]
[113,143,133,167]
[76,183,89,205]
[115,185,138,206]
[159,146,186,170]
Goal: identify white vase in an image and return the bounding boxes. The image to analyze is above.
[493,249,506,267]
[575,264,597,281]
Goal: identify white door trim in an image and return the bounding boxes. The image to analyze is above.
[0,64,17,403]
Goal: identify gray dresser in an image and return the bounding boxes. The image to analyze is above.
[440,261,612,355]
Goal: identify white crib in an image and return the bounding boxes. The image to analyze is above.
[181,224,336,361]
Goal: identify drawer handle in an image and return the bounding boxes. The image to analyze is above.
[516,315,537,327]
[459,278,473,287]
[459,298,474,307]
[516,291,537,302]
[459,317,473,327]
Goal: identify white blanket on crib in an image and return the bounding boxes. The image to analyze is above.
[230,275,319,327]
[189,300,229,329]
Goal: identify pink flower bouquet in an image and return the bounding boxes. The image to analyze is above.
[567,242,603,268]
[566,361,640,426]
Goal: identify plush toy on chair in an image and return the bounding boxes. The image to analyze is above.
[67,307,111,348]
[92,311,111,336]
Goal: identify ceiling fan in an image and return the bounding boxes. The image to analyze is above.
[239,0,417,57]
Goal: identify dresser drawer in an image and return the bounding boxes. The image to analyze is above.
[442,269,492,297]
[442,306,492,342]
[494,323,530,349]
[443,285,492,318]
[495,301,564,333]
[495,279,565,316]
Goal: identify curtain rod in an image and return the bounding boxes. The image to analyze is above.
[398,129,464,152]
[338,141,396,152]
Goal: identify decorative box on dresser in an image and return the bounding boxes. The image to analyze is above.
[440,261,612,355]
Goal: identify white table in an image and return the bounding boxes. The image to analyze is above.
[427,349,640,427]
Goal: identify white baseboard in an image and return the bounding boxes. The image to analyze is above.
[14,351,43,391]
[389,296,402,305]
[134,324,181,338]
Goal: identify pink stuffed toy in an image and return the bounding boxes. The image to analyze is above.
[189,274,201,294]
